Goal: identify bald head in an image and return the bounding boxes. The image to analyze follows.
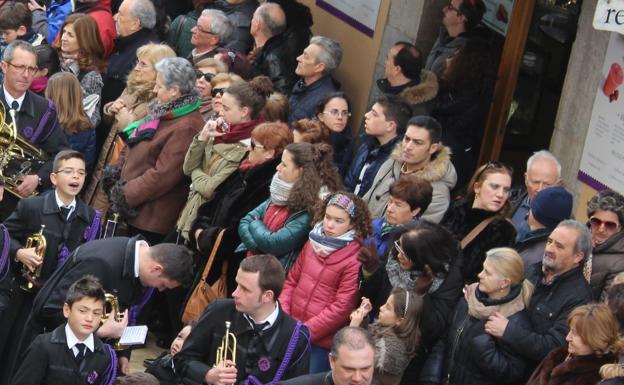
[252,2,286,38]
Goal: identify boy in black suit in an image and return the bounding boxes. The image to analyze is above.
[11,275,116,385]
[0,150,101,382]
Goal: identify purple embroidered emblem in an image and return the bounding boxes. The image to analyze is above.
[87,370,98,384]
[258,356,271,372]
[83,226,91,240]
[22,126,34,138]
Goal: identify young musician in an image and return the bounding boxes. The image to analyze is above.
[11,275,116,385]
[174,254,311,385]
[0,150,100,383]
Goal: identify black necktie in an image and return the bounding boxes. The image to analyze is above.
[75,343,86,362]
[60,206,71,221]
[245,321,270,374]
[10,101,18,111]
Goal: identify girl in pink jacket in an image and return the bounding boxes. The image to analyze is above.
[280,192,373,373]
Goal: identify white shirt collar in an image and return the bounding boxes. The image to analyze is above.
[65,323,95,354]
[55,189,76,219]
[134,240,149,278]
[3,86,26,111]
[246,302,280,331]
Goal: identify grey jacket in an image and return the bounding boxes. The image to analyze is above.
[362,145,457,223]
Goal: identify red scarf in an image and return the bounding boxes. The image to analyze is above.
[213,117,264,144]
[247,203,290,257]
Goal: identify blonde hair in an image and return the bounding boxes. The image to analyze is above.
[195,57,228,73]
[211,72,244,87]
[568,303,624,356]
[126,43,176,101]
[485,247,534,307]
[600,363,624,380]
[613,272,624,286]
[45,72,91,134]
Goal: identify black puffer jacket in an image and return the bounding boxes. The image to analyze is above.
[590,231,624,300]
[250,33,298,94]
[268,0,312,60]
[440,290,532,385]
[501,264,592,365]
[441,200,516,283]
[214,0,258,53]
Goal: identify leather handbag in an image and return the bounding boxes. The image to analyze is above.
[182,229,228,322]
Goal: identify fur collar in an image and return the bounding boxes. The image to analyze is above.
[530,347,616,385]
[390,143,453,183]
[399,70,438,105]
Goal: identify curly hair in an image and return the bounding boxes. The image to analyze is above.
[313,192,372,238]
[284,142,342,213]
[587,190,624,226]
[293,119,330,144]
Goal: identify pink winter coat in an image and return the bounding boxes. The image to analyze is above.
[280,239,361,349]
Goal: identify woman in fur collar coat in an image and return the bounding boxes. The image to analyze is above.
[527,303,623,385]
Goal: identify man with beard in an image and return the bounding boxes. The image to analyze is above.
[483,220,592,370]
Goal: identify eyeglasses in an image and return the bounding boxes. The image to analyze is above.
[322,109,351,118]
[6,61,38,75]
[589,217,620,232]
[250,140,265,150]
[56,168,87,177]
[194,24,216,35]
[474,160,513,182]
[195,70,214,82]
[394,240,406,256]
[445,2,462,14]
[211,87,227,98]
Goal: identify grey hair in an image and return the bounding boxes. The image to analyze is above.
[3,40,36,62]
[128,0,157,29]
[309,36,343,75]
[587,190,624,225]
[330,326,375,358]
[155,57,196,95]
[201,9,234,44]
[256,3,286,37]
[526,150,562,178]
[558,219,593,263]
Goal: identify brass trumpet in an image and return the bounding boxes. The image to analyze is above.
[20,225,47,292]
[215,321,237,367]
[102,293,125,350]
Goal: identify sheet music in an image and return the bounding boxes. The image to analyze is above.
[118,325,148,346]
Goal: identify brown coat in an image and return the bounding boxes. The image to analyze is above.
[526,347,616,385]
[84,88,151,213]
[121,110,203,235]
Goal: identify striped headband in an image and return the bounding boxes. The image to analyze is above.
[328,193,356,218]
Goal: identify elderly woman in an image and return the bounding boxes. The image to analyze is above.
[86,43,176,214]
[108,57,204,242]
[195,57,228,120]
[587,190,624,300]
[438,248,533,385]
[199,72,244,122]
[441,161,516,284]
[527,303,623,385]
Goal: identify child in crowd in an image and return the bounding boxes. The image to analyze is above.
[0,2,46,55]
[46,72,97,171]
[350,290,424,385]
[280,192,372,373]
[0,150,100,379]
[11,275,115,385]
[145,321,196,385]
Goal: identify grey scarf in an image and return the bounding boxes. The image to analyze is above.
[269,173,294,206]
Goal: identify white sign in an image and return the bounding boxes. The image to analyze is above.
[482,0,514,36]
[594,0,624,34]
[579,32,624,194]
[316,0,382,37]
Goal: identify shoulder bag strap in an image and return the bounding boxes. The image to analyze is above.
[460,216,498,249]
[201,228,226,281]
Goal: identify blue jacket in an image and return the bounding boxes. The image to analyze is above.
[65,128,96,172]
[31,0,73,44]
[344,135,402,196]
[288,75,339,125]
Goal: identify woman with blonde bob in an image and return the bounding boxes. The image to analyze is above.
[438,247,534,385]
[527,303,624,385]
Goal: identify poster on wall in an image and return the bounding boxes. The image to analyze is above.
[316,0,382,38]
[578,32,624,195]
[482,0,514,36]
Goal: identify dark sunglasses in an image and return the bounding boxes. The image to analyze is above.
[211,87,227,98]
[250,140,265,151]
[195,70,214,82]
[589,217,620,232]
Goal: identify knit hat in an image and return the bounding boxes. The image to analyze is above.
[530,186,573,230]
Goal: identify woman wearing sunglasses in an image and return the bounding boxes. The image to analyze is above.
[194,57,228,120]
[440,161,516,284]
[587,190,624,301]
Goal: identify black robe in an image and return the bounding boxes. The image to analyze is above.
[174,299,310,385]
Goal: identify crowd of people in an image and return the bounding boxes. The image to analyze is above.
[0,0,622,385]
